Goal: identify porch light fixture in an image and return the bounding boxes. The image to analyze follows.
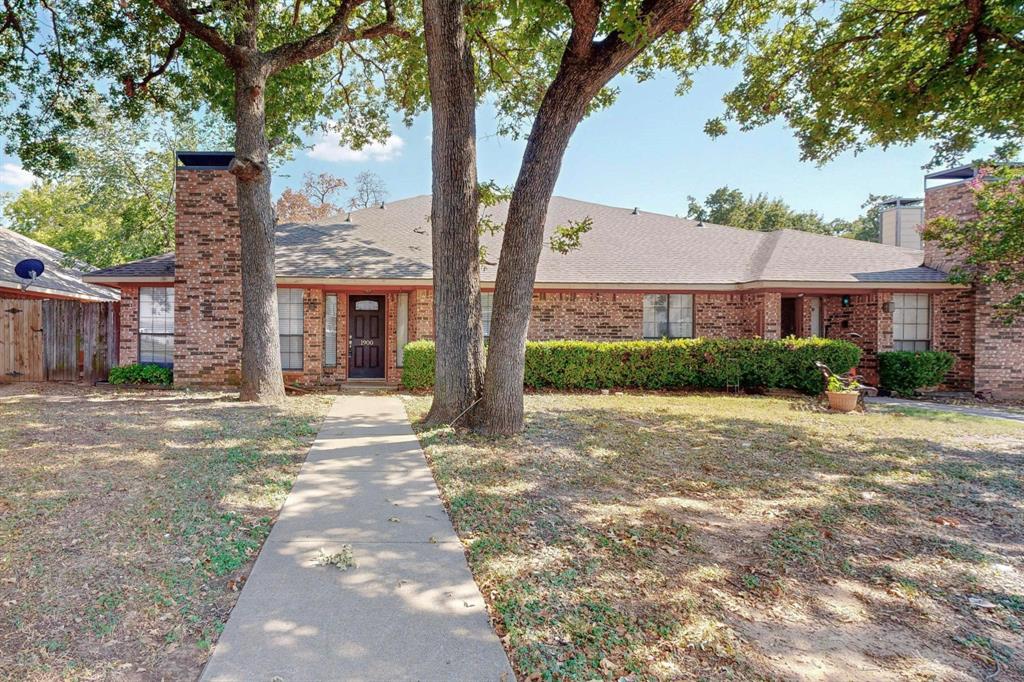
[882,301,895,313]
[841,295,852,307]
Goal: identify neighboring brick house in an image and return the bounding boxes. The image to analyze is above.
[82,152,1021,397]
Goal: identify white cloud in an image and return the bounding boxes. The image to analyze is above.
[308,132,405,163]
[0,162,38,188]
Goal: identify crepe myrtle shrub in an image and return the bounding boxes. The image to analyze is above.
[877,351,956,398]
[403,338,860,394]
[108,363,173,386]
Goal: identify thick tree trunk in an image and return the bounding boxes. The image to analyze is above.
[421,0,485,425]
[476,71,600,435]
[233,63,286,404]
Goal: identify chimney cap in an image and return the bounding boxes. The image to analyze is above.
[176,150,235,170]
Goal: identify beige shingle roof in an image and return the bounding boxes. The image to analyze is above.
[85,195,948,286]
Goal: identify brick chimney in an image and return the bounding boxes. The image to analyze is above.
[924,165,1024,399]
[172,152,243,386]
[923,166,980,273]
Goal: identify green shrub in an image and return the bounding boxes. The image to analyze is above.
[402,337,860,394]
[401,340,437,390]
[108,363,173,385]
[878,351,956,397]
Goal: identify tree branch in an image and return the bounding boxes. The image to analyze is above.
[564,0,601,59]
[265,0,406,74]
[127,27,187,96]
[1,0,38,60]
[150,0,242,64]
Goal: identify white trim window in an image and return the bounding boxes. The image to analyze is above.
[480,292,494,338]
[893,293,931,351]
[643,294,694,339]
[139,287,174,366]
[396,293,410,367]
[324,293,338,367]
[278,288,304,371]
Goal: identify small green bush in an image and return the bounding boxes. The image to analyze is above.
[401,340,437,390]
[878,351,956,397]
[401,337,861,394]
[108,363,173,385]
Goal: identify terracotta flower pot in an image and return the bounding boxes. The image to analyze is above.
[826,391,859,412]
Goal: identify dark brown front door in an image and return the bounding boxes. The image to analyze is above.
[349,296,385,379]
[781,297,799,338]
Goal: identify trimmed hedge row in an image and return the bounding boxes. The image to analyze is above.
[877,351,956,397]
[402,338,861,394]
[108,363,173,385]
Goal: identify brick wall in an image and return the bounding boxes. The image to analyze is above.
[931,288,975,390]
[528,291,643,340]
[118,286,139,365]
[385,292,401,384]
[409,288,434,341]
[923,181,978,273]
[694,294,759,337]
[758,292,782,339]
[926,180,1022,397]
[821,293,890,384]
[172,169,242,386]
[974,283,1024,398]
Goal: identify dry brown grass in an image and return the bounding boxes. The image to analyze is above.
[0,383,331,681]
[405,393,1024,681]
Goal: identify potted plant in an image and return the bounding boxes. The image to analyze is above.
[826,374,861,412]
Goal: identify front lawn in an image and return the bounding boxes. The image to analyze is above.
[0,383,331,680]
[405,393,1024,681]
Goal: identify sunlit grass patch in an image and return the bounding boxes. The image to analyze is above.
[0,384,330,679]
[406,392,1024,680]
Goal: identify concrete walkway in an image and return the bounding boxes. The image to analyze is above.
[865,396,1024,423]
[201,395,513,682]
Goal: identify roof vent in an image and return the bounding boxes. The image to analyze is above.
[346,211,352,222]
[379,201,386,209]
[697,220,705,228]
[632,207,639,215]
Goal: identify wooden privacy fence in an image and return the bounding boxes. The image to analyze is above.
[0,297,118,383]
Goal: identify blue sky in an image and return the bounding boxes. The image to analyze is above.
[1,65,978,221]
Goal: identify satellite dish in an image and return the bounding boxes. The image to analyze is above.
[15,258,45,290]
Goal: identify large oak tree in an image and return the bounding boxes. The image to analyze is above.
[468,0,776,434]
[712,0,1024,166]
[1,0,411,402]
[412,0,777,432]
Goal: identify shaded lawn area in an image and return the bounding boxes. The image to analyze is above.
[0,383,331,680]
[405,393,1024,681]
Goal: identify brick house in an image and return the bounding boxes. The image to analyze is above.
[81,152,1022,398]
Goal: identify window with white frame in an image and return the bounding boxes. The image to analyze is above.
[643,294,694,339]
[324,294,337,367]
[139,287,174,366]
[481,292,494,337]
[278,288,304,370]
[893,293,931,351]
[396,292,409,367]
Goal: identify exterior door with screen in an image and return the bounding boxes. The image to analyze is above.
[349,296,385,378]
